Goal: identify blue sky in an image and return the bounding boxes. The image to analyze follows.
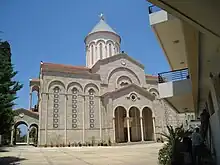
[1,0,169,109]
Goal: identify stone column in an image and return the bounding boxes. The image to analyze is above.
[38,94,41,146]
[152,117,156,141]
[99,96,102,140]
[27,128,30,145]
[10,129,14,145]
[82,95,85,143]
[64,95,67,144]
[140,117,144,141]
[29,93,32,110]
[112,117,116,143]
[126,117,131,142]
[105,45,107,58]
[45,93,49,145]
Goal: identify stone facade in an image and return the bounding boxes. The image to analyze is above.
[28,16,187,146]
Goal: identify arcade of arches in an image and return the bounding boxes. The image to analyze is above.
[114,106,155,143]
[11,109,39,145]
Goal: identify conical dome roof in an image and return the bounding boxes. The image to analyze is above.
[88,14,118,35]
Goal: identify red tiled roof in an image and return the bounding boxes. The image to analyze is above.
[145,74,158,78]
[41,62,91,73]
[30,78,40,82]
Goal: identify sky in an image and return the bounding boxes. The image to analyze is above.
[0,0,170,110]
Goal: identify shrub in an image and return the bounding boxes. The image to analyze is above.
[158,125,189,165]
[50,142,53,147]
[44,144,47,148]
[68,141,71,147]
[56,143,59,147]
[78,142,82,147]
[158,143,172,165]
[74,142,78,147]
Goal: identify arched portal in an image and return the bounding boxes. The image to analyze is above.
[129,107,141,142]
[142,107,154,141]
[13,121,28,145]
[114,106,127,143]
[29,123,38,146]
[29,84,40,112]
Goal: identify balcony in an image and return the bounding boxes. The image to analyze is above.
[148,5,188,70]
[158,68,194,113]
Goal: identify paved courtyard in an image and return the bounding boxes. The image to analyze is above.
[0,143,163,165]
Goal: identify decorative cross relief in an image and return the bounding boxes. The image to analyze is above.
[126,93,140,102]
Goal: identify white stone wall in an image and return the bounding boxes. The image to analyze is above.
[38,55,184,145]
[85,32,120,68]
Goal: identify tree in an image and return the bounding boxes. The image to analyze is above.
[0,41,23,135]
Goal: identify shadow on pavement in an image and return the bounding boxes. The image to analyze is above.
[0,156,26,165]
[0,147,9,152]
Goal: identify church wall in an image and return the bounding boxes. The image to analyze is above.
[39,74,103,145]
[94,57,146,90]
[112,91,154,115]
[39,130,46,145]
[66,130,82,143]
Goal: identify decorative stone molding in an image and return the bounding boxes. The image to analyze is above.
[126,93,140,102]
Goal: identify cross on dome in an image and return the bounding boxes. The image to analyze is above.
[99,13,104,20]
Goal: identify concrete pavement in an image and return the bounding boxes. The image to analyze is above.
[0,143,163,165]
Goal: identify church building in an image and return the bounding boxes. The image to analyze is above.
[28,15,183,146]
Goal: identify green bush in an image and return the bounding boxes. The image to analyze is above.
[158,143,172,165]
[158,125,189,165]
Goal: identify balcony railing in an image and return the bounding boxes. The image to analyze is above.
[158,68,189,83]
[148,5,162,14]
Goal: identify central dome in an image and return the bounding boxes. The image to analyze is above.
[88,18,118,35]
[85,14,121,68]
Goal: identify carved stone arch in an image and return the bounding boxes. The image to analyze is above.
[148,88,159,97]
[141,106,154,118]
[129,106,141,142]
[29,122,38,129]
[14,120,29,128]
[116,76,132,88]
[48,80,65,93]
[106,40,114,45]
[84,83,99,94]
[142,106,155,141]
[107,67,141,85]
[88,41,96,48]
[96,39,105,45]
[128,106,141,115]
[67,82,83,94]
[31,85,40,92]
[113,105,127,118]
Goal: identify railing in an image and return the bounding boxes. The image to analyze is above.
[158,68,189,83]
[148,5,162,14]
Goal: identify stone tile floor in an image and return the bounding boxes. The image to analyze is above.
[0,143,163,165]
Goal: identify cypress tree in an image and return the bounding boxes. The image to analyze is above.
[0,41,23,135]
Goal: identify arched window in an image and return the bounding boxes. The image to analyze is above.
[53,86,60,128]
[109,43,112,57]
[116,45,118,54]
[88,89,95,128]
[91,45,94,64]
[99,43,103,59]
[72,88,78,129]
